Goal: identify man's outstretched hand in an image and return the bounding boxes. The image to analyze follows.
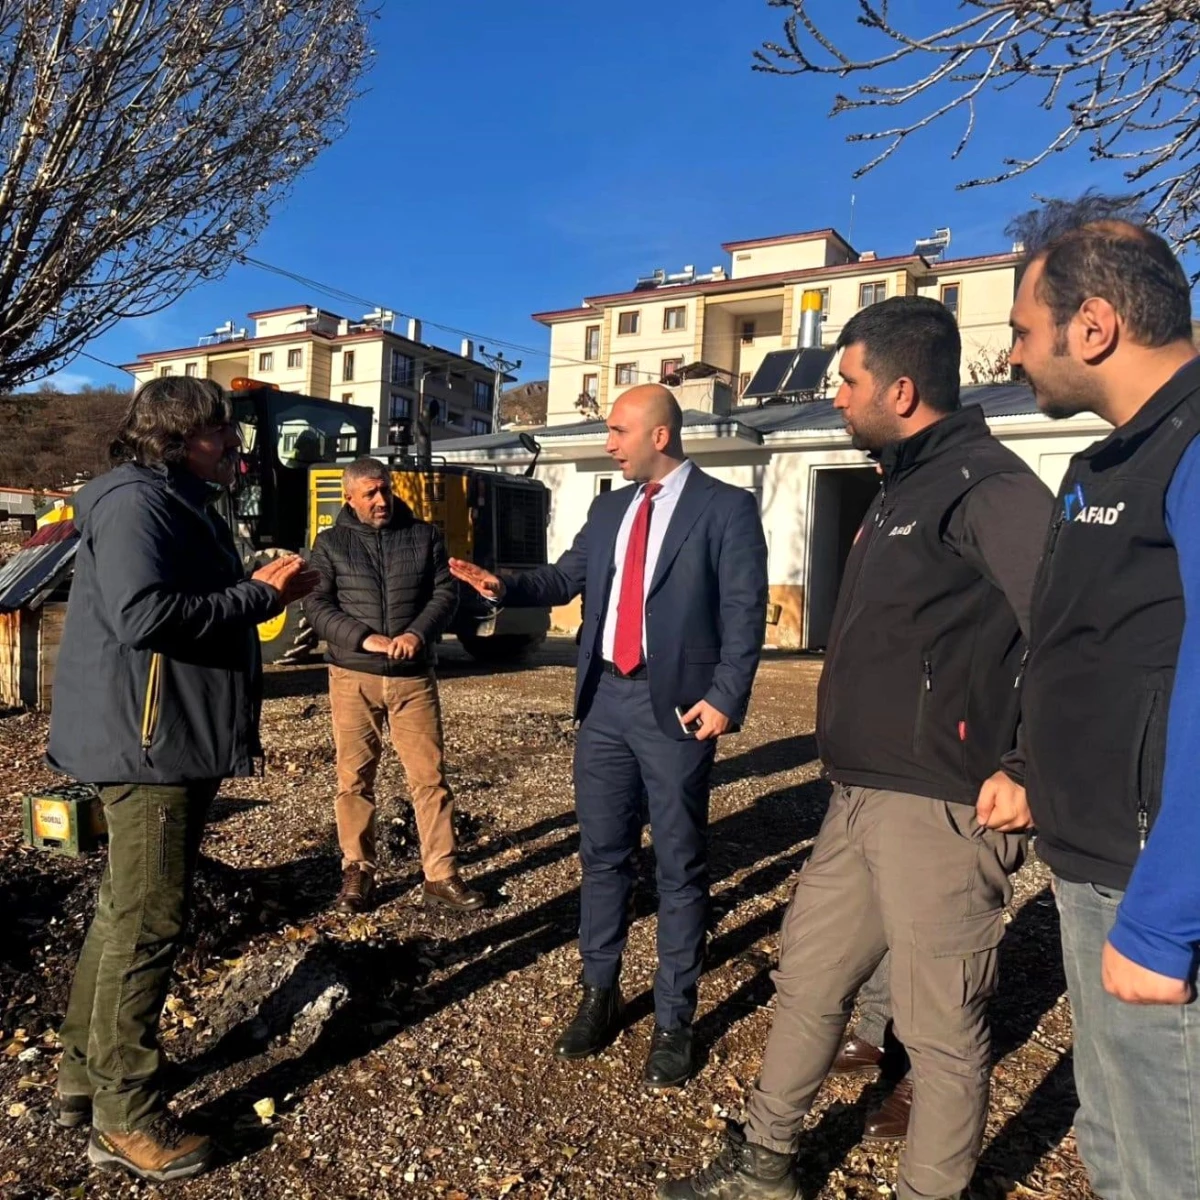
[252,554,322,605]
[449,558,506,601]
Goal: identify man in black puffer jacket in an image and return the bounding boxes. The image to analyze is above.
[304,457,483,914]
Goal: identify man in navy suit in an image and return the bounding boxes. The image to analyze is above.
[450,384,768,1087]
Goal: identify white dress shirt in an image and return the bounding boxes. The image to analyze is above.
[601,458,693,662]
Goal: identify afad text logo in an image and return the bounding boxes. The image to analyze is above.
[1063,482,1125,526]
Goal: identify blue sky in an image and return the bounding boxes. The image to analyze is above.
[60,0,1128,393]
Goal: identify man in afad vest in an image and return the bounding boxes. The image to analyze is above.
[1008,203,1200,1200]
[660,296,1051,1200]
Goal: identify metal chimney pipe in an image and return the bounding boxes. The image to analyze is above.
[799,290,823,348]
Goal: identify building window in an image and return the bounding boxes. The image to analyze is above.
[584,325,601,360]
[342,351,355,382]
[663,306,687,331]
[342,392,353,403]
[473,380,492,411]
[816,288,830,318]
[741,320,757,345]
[941,283,960,320]
[859,281,887,308]
[739,372,751,396]
[159,365,173,377]
[615,362,638,385]
[661,358,683,382]
[448,411,462,427]
[390,394,411,420]
[258,352,274,371]
[617,311,640,336]
[184,362,198,377]
[582,372,598,398]
[287,348,303,370]
[471,418,489,435]
[596,477,613,495]
[391,350,414,386]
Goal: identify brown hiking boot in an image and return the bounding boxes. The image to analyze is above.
[421,874,485,913]
[88,1114,213,1182]
[830,1031,885,1077]
[864,1074,913,1143]
[336,865,376,913]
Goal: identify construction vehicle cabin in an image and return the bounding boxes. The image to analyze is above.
[48,383,553,665]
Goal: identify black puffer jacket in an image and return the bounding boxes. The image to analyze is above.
[304,502,457,676]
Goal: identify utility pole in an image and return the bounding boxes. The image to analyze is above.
[477,345,522,433]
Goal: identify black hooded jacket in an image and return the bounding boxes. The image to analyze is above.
[46,463,281,784]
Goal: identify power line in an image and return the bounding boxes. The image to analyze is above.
[78,350,138,377]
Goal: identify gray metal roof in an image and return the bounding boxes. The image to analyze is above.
[444,383,1041,452]
[0,522,79,611]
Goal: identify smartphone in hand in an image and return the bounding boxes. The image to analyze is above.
[674,705,703,736]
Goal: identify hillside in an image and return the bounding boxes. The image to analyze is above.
[0,387,129,491]
[499,379,548,427]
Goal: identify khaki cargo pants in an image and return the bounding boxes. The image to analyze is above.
[746,784,1025,1200]
[328,665,456,882]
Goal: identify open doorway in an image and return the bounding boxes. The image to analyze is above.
[804,466,880,649]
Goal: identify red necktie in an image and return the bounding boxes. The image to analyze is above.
[612,481,662,674]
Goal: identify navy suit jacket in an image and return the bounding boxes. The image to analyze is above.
[503,465,769,739]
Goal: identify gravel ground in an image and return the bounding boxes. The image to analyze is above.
[0,639,1089,1200]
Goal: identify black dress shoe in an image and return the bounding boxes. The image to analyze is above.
[643,1023,696,1089]
[553,985,623,1059]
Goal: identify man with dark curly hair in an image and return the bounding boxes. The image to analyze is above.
[46,376,319,1182]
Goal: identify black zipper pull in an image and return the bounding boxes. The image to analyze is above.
[1137,806,1149,851]
[1014,647,1030,689]
[1046,511,1065,557]
[923,660,933,692]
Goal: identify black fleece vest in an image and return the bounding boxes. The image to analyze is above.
[817,405,1032,804]
[1025,360,1200,889]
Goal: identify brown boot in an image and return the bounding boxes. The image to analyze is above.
[829,1030,885,1077]
[864,1074,913,1143]
[421,874,485,913]
[336,865,376,913]
[88,1115,213,1182]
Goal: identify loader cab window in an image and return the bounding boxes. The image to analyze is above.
[230,393,373,551]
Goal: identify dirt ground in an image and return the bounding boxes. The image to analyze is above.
[0,639,1090,1200]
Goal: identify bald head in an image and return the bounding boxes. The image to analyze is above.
[605,384,686,483]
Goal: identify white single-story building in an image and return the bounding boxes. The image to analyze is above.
[436,384,1109,649]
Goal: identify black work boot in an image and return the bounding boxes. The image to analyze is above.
[658,1124,798,1200]
[553,984,623,1059]
[51,1090,93,1129]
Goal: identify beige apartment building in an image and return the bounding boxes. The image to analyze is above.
[533,228,1020,425]
[122,305,506,446]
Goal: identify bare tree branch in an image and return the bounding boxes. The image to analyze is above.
[756,1,1200,257]
[0,0,375,390]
